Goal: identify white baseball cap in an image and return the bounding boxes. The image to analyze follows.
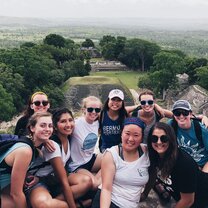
[108,89,124,100]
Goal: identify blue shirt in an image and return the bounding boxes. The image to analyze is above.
[168,119,208,167]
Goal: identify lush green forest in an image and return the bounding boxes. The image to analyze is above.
[1,17,208,121]
[0,17,208,58]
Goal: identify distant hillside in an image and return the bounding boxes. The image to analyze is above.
[1,16,208,30]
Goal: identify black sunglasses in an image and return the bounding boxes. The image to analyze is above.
[173,109,189,117]
[33,100,49,107]
[151,135,169,143]
[140,100,154,106]
[87,107,101,113]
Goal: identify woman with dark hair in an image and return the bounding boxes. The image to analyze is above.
[92,117,150,208]
[146,122,208,208]
[99,89,133,153]
[15,91,50,136]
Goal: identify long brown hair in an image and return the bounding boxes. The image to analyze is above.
[147,122,178,178]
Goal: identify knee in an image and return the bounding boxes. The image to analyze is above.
[82,175,93,189]
[33,200,52,208]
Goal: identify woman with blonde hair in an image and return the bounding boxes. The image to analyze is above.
[67,96,103,190]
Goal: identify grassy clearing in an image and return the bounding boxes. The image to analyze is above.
[90,71,146,90]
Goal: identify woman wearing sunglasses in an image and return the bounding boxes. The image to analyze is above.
[67,96,103,191]
[91,117,150,208]
[132,90,172,144]
[15,91,50,136]
[145,122,208,208]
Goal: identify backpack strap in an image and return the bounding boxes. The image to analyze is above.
[192,119,203,147]
[171,118,203,147]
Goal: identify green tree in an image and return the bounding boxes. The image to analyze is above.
[81,39,95,48]
[185,57,208,84]
[195,66,208,90]
[43,34,66,48]
[119,39,160,71]
[0,84,15,121]
[139,51,185,97]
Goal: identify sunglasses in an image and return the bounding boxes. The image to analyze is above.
[151,135,169,143]
[33,100,49,107]
[140,100,154,106]
[173,109,189,117]
[87,107,101,113]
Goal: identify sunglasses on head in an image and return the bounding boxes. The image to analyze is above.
[140,100,154,106]
[33,100,49,107]
[87,107,101,113]
[173,109,189,117]
[151,135,169,143]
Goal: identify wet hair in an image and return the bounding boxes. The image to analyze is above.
[52,108,74,130]
[27,112,52,135]
[147,122,178,178]
[24,91,49,117]
[81,96,102,109]
[138,90,155,101]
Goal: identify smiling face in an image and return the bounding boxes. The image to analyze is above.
[140,94,154,113]
[151,128,169,157]
[30,116,53,145]
[30,94,50,113]
[173,109,192,129]
[56,112,75,137]
[121,124,143,151]
[108,97,123,111]
[84,100,101,124]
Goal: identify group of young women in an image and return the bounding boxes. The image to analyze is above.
[1,89,208,208]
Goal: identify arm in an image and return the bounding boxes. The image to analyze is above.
[140,167,157,201]
[100,151,116,208]
[125,105,139,114]
[49,157,76,208]
[174,192,195,208]
[195,115,208,128]
[10,147,33,208]
[43,139,56,152]
[154,103,173,118]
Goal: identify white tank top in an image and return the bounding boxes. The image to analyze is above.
[108,145,150,208]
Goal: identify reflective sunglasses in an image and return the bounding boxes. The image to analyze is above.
[87,107,101,113]
[140,100,154,106]
[151,135,169,143]
[33,100,49,107]
[173,109,189,117]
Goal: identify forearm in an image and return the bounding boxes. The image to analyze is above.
[100,189,112,208]
[63,186,76,208]
[174,200,192,208]
[11,192,27,208]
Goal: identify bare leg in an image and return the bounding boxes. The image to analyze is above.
[30,186,68,208]
[202,162,208,173]
[77,169,101,190]
[1,194,15,208]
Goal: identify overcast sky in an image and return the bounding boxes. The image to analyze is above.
[0,0,208,19]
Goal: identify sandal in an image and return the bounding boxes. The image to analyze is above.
[153,180,171,203]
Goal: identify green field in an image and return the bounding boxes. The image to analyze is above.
[90,71,146,90]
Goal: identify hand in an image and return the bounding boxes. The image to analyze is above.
[201,116,208,128]
[24,175,39,190]
[44,140,56,152]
